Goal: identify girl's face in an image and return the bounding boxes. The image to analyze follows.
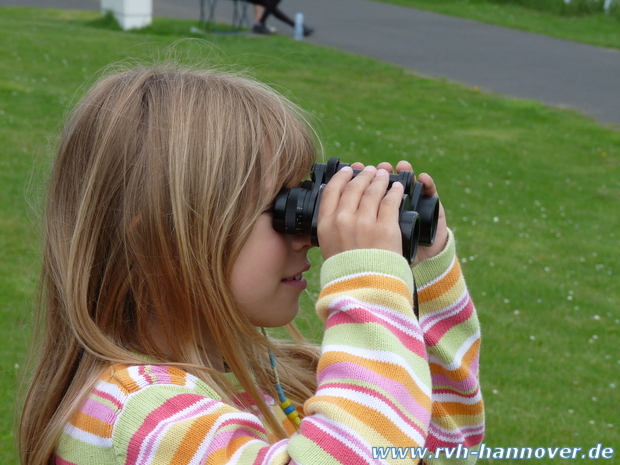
[230,211,313,327]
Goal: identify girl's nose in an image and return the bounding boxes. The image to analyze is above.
[291,233,313,251]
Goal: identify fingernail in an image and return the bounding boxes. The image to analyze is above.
[376,169,388,177]
[392,181,403,188]
[340,166,353,172]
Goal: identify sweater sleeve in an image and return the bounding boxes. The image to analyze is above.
[294,249,433,463]
[57,251,433,465]
[412,230,484,465]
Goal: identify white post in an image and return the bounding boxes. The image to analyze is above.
[101,0,152,30]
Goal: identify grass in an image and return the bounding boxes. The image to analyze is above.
[1,6,619,464]
[371,0,620,49]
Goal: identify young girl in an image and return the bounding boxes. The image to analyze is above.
[19,65,483,465]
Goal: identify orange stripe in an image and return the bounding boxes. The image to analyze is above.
[418,260,461,304]
[320,274,411,301]
[431,400,484,418]
[169,416,214,464]
[70,412,114,438]
[429,340,480,381]
[108,367,142,394]
[311,395,428,447]
[166,366,190,386]
[319,352,430,405]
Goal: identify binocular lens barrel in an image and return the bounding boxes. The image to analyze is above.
[272,158,440,264]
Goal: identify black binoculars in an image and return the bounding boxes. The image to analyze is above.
[272,157,440,264]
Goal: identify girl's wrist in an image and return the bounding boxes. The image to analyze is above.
[412,228,456,282]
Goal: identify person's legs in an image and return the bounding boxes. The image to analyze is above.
[257,0,293,27]
[249,1,271,34]
[248,0,314,36]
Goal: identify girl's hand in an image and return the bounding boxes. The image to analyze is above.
[351,161,448,266]
[317,165,405,260]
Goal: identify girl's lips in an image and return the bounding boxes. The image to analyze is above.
[281,273,308,289]
[281,277,307,289]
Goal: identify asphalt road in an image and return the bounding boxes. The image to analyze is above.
[3,0,620,125]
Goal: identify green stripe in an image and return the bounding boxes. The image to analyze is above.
[321,249,414,290]
[412,228,456,287]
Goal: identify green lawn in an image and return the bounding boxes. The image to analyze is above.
[372,0,620,49]
[1,7,619,464]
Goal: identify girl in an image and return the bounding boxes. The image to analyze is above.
[19,65,483,465]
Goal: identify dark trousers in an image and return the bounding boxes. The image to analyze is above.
[246,0,295,27]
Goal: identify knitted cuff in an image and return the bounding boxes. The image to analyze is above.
[411,228,457,288]
[320,248,414,293]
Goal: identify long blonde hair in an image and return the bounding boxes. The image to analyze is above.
[19,64,321,465]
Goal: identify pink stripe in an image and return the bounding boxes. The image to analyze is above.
[93,388,124,411]
[251,445,269,465]
[310,415,373,457]
[428,423,485,444]
[55,456,78,465]
[319,381,429,436]
[420,292,470,328]
[326,308,426,358]
[330,298,423,335]
[420,290,471,324]
[420,292,469,331]
[420,293,471,333]
[148,366,172,385]
[137,366,156,385]
[81,398,118,424]
[426,431,485,450]
[300,420,370,464]
[424,300,475,347]
[326,305,424,341]
[126,394,218,465]
[207,420,266,452]
[431,373,479,393]
[318,362,431,421]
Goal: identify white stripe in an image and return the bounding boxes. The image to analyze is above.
[330,298,423,342]
[417,255,457,291]
[324,271,409,290]
[418,288,469,331]
[429,422,485,442]
[95,379,127,404]
[428,331,480,371]
[63,422,113,448]
[134,398,250,465]
[186,411,266,465]
[322,345,432,396]
[303,415,381,465]
[313,388,427,446]
[260,439,290,465]
[433,391,483,405]
[126,366,151,389]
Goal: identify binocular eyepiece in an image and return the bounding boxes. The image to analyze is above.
[272,157,440,264]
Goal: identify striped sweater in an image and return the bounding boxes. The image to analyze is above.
[56,231,483,464]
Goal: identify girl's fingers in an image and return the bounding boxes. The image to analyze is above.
[395,160,413,174]
[318,166,353,219]
[357,169,391,217]
[335,165,378,213]
[378,181,404,228]
[417,173,438,196]
[377,162,394,173]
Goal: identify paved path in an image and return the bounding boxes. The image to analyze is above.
[4,0,620,125]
